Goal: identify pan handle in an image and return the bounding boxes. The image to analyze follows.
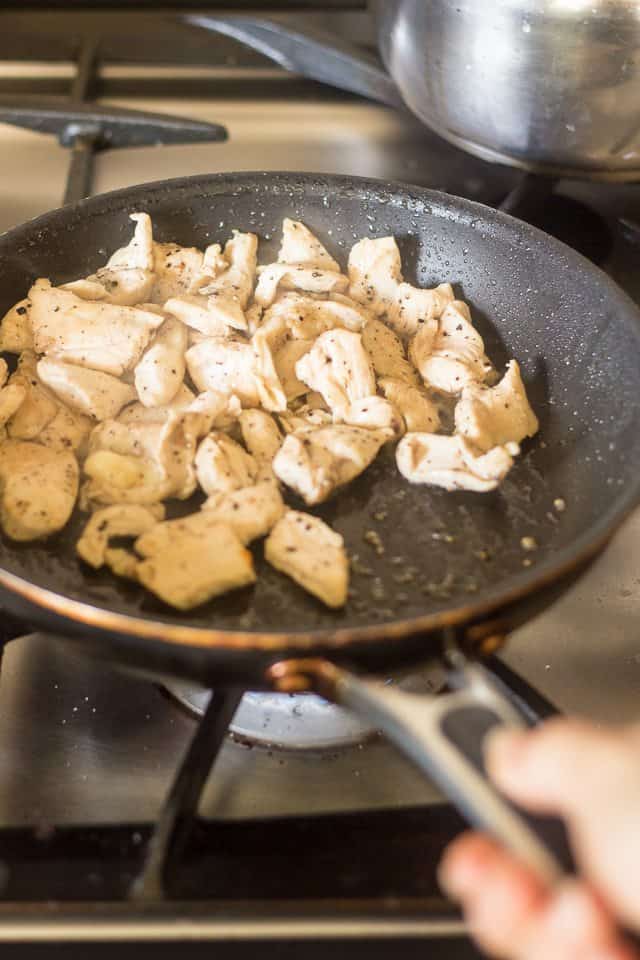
[182,15,404,110]
[269,658,574,887]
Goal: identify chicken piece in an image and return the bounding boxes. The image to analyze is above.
[164,293,245,336]
[77,503,165,568]
[29,279,163,376]
[36,404,92,455]
[88,213,155,305]
[151,242,208,304]
[186,338,261,407]
[265,510,348,608]
[263,292,365,341]
[37,358,136,421]
[0,297,33,353]
[295,329,376,419]
[85,408,210,505]
[203,481,285,544]
[202,242,228,277]
[239,409,282,481]
[134,317,187,408]
[0,440,78,540]
[200,230,258,310]
[387,282,454,339]
[7,351,58,440]
[188,390,241,431]
[411,301,492,395]
[278,218,340,272]
[61,279,108,301]
[118,384,196,425]
[379,377,440,433]
[454,360,539,452]
[251,314,288,412]
[361,317,419,386]
[342,396,402,437]
[407,316,439,374]
[396,432,516,492]
[135,515,255,610]
[273,425,388,505]
[245,302,263,335]
[104,547,139,580]
[348,236,403,318]
[0,383,26,428]
[195,431,257,495]
[278,405,333,434]
[254,264,348,308]
[273,338,313,401]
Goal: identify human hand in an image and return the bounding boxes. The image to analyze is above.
[438,718,640,960]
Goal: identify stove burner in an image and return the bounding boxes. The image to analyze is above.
[165,667,446,750]
[500,173,613,265]
[166,686,377,749]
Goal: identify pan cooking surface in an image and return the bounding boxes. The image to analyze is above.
[0,173,639,638]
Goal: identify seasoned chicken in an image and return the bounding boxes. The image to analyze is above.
[203,481,285,544]
[188,389,241,431]
[278,405,333,434]
[77,503,165,568]
[6,351,58,440]
[378,377,440,433]
[0,298,34,353]
[29,279,163,376]
[411,300,492,395]
[396,432,516,492]
[200,230,258,310]
[387,282,454,339]
[273,339,313,401]
[164,293,245,336]
[342,396,402,436]
[195,431,258,495]
[348,236,402,318]
[88,212,154,305]
[239,409,282,481]
[135,514,255,610]
[151,242,208,304]
[118,384,196,425]
[134,317,187,408]
[38,358,136,421]
[104,547,139,580]
[454,360,539,451]
[278,218,340,272]
[0,440,78,540]
[265,510,348,608]
[37,404,92,455]
[250,314,288,412]
[186,338,261,407]
[245,302,263,335]
[0,383,27,431]
[263,292,365,341]
[361,317,419,385]
[273,425,388,505]
[61,279,108,301]
[295,329,376,419]
[254,264,348,308]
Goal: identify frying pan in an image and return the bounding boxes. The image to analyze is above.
[1,171,640,887]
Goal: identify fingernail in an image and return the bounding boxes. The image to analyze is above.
[485,728,529,772]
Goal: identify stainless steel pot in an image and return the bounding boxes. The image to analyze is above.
[375,0,640,180]
[186,2,640,182]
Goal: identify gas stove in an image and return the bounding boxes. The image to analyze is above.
[0,4,640,957]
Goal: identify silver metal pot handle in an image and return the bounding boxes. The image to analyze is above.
[269,657,572,888]
[182,14,404,109]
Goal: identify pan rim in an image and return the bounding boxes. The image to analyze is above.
[1,169,639,652]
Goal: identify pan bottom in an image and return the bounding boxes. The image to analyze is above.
[164,666,446,750]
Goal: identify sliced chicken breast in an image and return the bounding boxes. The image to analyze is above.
[0,298,34,353]
[195,431,258,495]
[77,503,165,568]
[454,360,539,451]
[411,300,492,395]
[202,481,285,544]
[361,317,419,385]
[7,351,58,440]
[38,357,136,420]
[254,264,348,308]
[29,279,163,376]
[273,338,313,401]
[348,236,403,318]
[396,432,516,491]
[88,212,155,305]
[135,515,256,610]
[265,510,348,608]
[200,230,258,310]
[239,409,282,480]
[278,219,340,272]
[295,329,376,419]
[0,440,78,540]
[164,293,245,336]
[186,338,261,407]
[378,377,441,433]
[134,316,187,408]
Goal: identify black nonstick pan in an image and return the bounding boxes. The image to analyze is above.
[1,172,640,886]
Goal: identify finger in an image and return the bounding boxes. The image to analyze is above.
[485,720,637,818]
[439,833,547,958]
